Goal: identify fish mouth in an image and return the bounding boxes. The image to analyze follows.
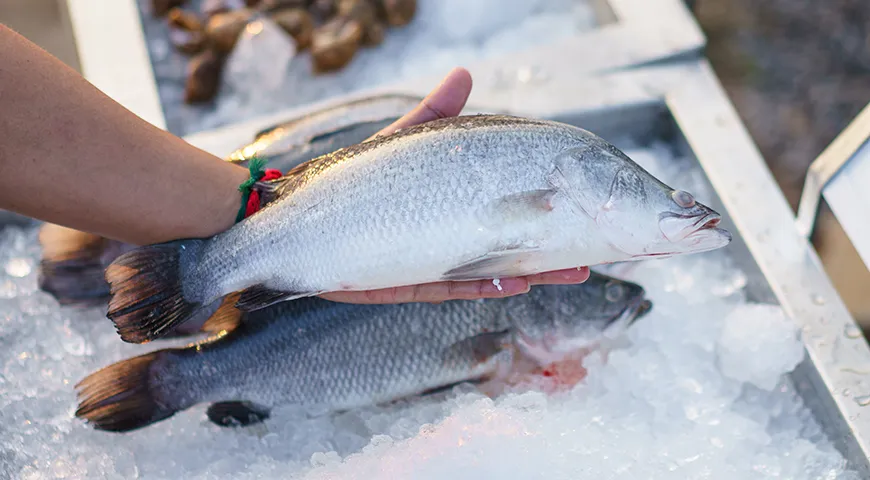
[632,299,653,323]
[519,297,654,365]
[603,296,653,336]
[659,209,732,252]
[692,212,721,231]
[622,297,653,327]
[684,215,732,249]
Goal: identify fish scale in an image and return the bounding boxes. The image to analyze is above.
[189,300,504,410]
[197,117,564,298]
[76,273,653,432]
[104,114,730,344]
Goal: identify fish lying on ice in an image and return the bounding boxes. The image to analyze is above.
[75,271,652,432]
[105,114,730,344]
[36,94,417,306]
[226,93,422,168]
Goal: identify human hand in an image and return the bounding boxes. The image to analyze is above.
[318,67,590,304]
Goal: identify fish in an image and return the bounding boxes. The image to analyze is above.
[0,210,35,228]
[36,94,418,306]
[37,224,137,307]
[74,271,652,432]
[105,114,731,344]
[227,93,423,171]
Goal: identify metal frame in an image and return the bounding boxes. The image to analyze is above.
[795,102,870,269]
[65,0,168,130]
[185,59,870,474]
[63,0,705,135]
[63,0,870,470]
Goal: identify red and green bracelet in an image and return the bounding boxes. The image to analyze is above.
[236,157,282,223]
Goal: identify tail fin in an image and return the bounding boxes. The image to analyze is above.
[37,224,131,306]
[74,351,178,432]
[105,239,205,344]
[199,292,244,334]
[39,260,110,307]
[166,292,244,338]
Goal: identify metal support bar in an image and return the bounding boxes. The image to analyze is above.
[795,101,870,239]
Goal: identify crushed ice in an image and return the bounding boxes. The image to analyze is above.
[138,0,598,136]
[0,139,861,478]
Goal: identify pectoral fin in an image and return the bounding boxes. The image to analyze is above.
[206,401,271,427]
[413,332,514,401]
[482,189,557,228]
[235,285,314,312]
[442,247,542,281]
[199,292,243,334]
[446,330,512,365]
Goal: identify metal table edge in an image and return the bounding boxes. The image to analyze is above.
[666,60,870,466]
[65,0,166,130]
[795,101,870,239]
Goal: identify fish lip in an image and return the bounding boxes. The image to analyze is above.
[664,210,721,232]
[692,212,721,232]
[672,210,733,249]
[625,297,653,326]
[684,223,733,247]
[658,209,725,244]
[607,296,653,331]
[632,299,653,323]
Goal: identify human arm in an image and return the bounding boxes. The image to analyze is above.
[0,25,248,246]
[1,25,587,304]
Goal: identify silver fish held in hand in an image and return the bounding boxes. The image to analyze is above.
[36,93,417,307]
[76,271,652,433]
[105,114,730,344]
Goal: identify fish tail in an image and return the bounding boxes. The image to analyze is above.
[37,224,127,306]
[105,239,206,344]
[39,259,110,307]
[163,292,244,338]
[198,292,244,334]
[74,351,179,432]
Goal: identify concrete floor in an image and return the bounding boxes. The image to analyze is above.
[4,0,870,328]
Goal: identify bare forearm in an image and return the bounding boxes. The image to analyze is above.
[0,25,247,245]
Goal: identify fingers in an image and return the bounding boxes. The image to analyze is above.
[319,277,530,304]
[318,267,590,305]
[318,67,591,306]
[371,67,473,139]
[526,267,590,286]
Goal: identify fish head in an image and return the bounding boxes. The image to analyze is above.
[510,272,652,364]
[556,143,732,259]
[650,189,732,257]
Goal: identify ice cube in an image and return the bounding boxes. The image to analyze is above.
[224,17,297,103]
[716,303,806,391]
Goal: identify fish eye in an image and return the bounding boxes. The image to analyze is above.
[605,282,625,302]
[672,190,696,208]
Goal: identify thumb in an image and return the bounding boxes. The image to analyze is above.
[371,67,473,139]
